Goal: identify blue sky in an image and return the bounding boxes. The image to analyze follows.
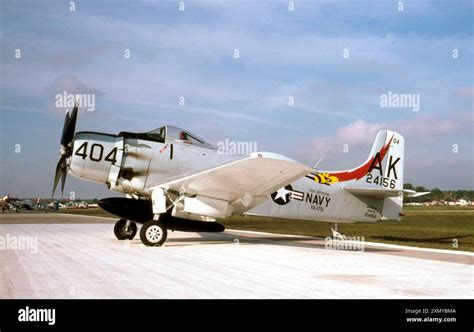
[1,0,473,198]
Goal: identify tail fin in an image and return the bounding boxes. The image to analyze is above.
[315,130,404,189]
[313,130,405,220]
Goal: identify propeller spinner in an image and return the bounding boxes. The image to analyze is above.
[52,105,78,197]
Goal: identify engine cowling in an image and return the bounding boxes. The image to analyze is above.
[69,132,123,187]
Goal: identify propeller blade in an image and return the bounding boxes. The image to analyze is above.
[52,157,63,197]
[61,105,78,146]
[60,111,70,146]
[60,158,67,197]
[54,105,78,198]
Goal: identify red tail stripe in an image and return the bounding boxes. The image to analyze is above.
[328,135,394,181]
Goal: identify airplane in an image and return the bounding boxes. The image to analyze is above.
[46,200,62,211]
[1,195,43,212]
[52,105,427,246]
[1,195,19,212]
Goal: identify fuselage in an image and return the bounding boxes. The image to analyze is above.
[67,126,403,224]
[246,177,386,223]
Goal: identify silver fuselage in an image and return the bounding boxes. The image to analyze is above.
[68,131,402,224]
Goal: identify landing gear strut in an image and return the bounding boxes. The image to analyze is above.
[331,223,347,240]
[114,219,137,240]
[140,219,168,247]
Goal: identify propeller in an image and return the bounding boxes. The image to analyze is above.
[52,105,78,198]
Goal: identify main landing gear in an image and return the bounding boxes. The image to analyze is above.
[114,219,168,247]
[139,219,168,247]
[114,219,137,240]
[113,217,169,246]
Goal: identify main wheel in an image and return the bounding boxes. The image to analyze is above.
[140,220,168,247]
[114,219,137,240]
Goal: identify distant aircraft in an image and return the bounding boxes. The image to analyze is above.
[1,195,16,212]
[52,105,428,246]
[46,201,61,211]
[0,195,41,212]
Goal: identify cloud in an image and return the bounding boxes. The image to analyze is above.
[0,105,42,113]
[292,106,472,189]
[47,75,106,97]
[298,107,471,158]
[0,0,472,195]
[294,120,386,162]
[455,86,474,99]
[109,97,299,129]
[394,112,467,139]
[336,121,387,145]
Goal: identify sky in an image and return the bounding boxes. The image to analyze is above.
[0,0,473,198]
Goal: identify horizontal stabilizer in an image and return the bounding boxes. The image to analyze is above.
[344,187,402,198]
[345,187,431,198]
[403,189,431,198]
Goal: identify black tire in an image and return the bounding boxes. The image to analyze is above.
[114,219,137,240]
[140,220,168,247]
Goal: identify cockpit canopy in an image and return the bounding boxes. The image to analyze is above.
[120,126,215,149]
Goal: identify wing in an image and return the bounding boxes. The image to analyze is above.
[147,152,313,214]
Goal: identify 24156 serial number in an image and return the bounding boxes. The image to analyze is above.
[366,174,396,189]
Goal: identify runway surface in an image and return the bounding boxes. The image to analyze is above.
[1,213,472,299]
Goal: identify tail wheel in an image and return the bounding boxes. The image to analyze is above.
[114,219,137,240]
[140,220,168,247]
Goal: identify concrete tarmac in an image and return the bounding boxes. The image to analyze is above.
[1,213,472,299]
